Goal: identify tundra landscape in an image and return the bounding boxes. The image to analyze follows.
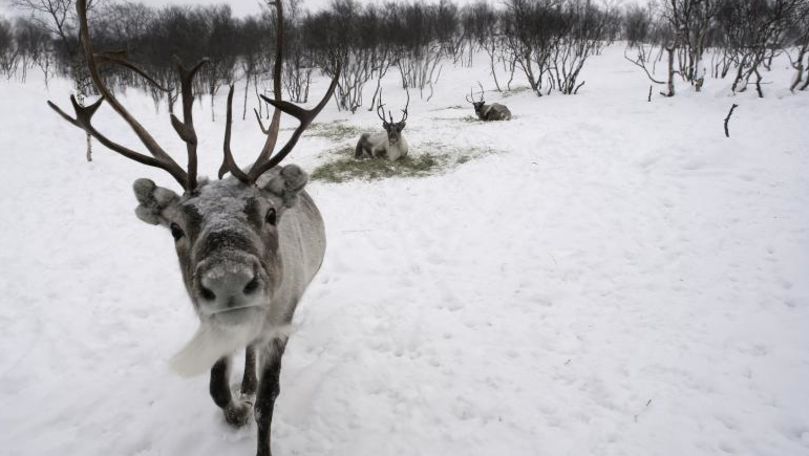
[0,0,807,455]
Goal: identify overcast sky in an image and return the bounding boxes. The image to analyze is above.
[2,0,648,18]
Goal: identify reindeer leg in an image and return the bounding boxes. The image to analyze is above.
[241,345,258,396]
[210,356,252,427]
[355,134,370,159]
[255,337,288,456]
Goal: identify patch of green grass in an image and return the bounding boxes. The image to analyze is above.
[307,121,366,142]
[312,143,498,183]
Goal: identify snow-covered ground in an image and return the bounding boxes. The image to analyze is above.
[1,45,808,456]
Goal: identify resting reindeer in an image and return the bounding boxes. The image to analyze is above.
[355,90,410,161]
[47,1,339,455]
[466,83,512,121]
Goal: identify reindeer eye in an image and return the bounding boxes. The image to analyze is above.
[170,223,184,241]
[265,208,277,226]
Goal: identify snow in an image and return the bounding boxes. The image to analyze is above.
[1,45,808,456]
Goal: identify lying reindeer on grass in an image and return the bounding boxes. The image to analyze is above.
[355,90,410,161]
[48,1,339,455]
[467,83,512,121]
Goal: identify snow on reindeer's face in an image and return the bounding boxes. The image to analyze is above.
[131,166,309,327]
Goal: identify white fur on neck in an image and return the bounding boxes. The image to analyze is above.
[170,319,263,377]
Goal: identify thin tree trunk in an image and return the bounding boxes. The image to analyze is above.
[75,90,93,162]
[506,56,517,91]
[663,47,676,97]
[754,69,764,98]
[85,134,92,162]
[488,49,501,92]
[255,78,263,118]
[243,76,250,120]
[368,60,390,111]
[790,46,807,92]
[210,90,216,122]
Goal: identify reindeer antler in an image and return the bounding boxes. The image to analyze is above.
[465,86,476,104]
[170,56,209,190]
[375,88,408,124]
[48,0,206,191]
[476,82,485,102]
[50,0,339,192]
[48,96,186,182]
[220,0,341,185]
[399,87,410,123]
[375,90,388,124]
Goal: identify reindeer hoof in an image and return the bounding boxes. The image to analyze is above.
[224,400,252,428]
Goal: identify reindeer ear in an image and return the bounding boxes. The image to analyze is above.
[133,178,180,225]
[261,165,309,208]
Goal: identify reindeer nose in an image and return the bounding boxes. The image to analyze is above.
[199,267,259,308]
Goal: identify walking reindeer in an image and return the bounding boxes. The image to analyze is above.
[47,1,339,455]
[355,90,410,161]
[466,83,512,121]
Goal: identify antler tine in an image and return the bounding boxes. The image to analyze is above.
[251,0,285,168]
[250,68,341,180]
[48,0,189,189]
[219,85,250,181]
[170,56,209,190]
[465,86,475,104]
[96,50,170,92]
[477,81,485,102]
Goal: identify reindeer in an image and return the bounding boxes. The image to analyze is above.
[466,83,512,121]
[47,1,339,455]
[355,90,410,161]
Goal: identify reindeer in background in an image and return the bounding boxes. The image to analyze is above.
[47,1,339,455]
[467,83,512,121]
[355,89,410,161]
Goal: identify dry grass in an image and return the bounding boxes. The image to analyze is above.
[311,142,497,183]
[312,148,442,182]
[307,120,366,142]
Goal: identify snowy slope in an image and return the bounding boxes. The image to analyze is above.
[1,46,808,456]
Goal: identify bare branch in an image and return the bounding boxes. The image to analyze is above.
[724,103,739,138]
[254,108,271,134]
